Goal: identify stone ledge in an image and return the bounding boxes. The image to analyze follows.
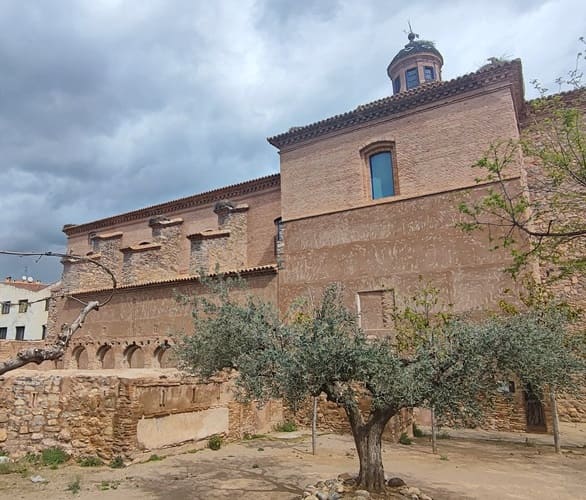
[187,229,231,240]
[93,231,123,240]
[148,217,184,228]
[120,243,162,253]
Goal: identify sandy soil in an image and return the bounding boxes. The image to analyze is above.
[0,432,584,500]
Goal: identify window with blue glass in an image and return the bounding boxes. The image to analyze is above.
[393,76,401,93]
[369,152,395,199]
[424,66,435,81]
[405,68,419,90]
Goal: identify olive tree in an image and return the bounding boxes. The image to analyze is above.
[177,280,525,492]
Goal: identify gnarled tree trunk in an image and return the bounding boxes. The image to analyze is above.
[345,404,396,492]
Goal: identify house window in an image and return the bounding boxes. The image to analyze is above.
[18,300,29,313]
[15,326,25,341]
[393,76,401,93]
[369,152,395,199]
[1,301,9,314]
[0,327,6,340]
[42,325,47,340]
[405,68,419,89]
[424,66,435,81]
[45,298,50,311]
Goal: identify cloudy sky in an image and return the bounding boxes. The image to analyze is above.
[1,0,584,283]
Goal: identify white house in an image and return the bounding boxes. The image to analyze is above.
[0,277,54,341]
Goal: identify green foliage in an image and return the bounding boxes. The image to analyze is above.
[398,433,412,445]
[176,277,585,491]
[66,477,81,495]
[109,456,125,468]
[459,42,586,280]
[412,423,425,438]
[439,454,449,461]
[146,454,164,462]
[98,480,120,491]
[21,452,41,466]
[208,435,222,451]
[242,433,266,441]
[41,447,69,466]
[273,421,297,432]
[0,461,28,475]
[77,455,104,467]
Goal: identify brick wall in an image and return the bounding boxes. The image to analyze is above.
[279,88,520,221]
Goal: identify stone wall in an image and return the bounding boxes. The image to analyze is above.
[0,369,283,459]
[286,394,413,443]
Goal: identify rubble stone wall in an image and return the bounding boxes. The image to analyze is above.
[0,370,283,459]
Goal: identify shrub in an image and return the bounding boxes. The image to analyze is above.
[274,421,297,432]
[412,423,425,438]
[399,432,412,445]
[41,447,69,466]
[208,435,223,451]
[78,456,104,467]
[66,477,81,495]
[146,454,164,462]
[22,452,41,466]
[109,456,125,468]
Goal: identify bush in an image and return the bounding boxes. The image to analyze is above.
[208,435,223,451]
[399,432,412,445]
[274,421,297,432]
[146,454,164,462]
[109,456,125,468]
[41,447,69,466]
[66,477,81,495]
[78,456,104,467]
[412,423,425,438]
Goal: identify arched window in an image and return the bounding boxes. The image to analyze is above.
[97,344,115,369]
[361,141,397,200]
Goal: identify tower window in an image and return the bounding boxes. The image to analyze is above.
[393,76,401,94]
[424,66,435,81]
[405,68,419,90]
[369,152,395,199]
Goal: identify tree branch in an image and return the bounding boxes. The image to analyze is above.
[0,250,117,374]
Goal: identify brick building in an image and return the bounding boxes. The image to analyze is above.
[47,33,584,432]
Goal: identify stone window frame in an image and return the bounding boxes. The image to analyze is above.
[18,299,29,313]
[1,301,9,314]
[359,141,399,201]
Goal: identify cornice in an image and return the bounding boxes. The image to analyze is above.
[63,174,280,236]
[267,59,525,150]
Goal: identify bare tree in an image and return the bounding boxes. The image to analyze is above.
[0,251,116,375]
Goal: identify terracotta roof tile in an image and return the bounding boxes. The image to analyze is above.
[267,59,524,149]
[63,174,280,236]
[68,264,278,295]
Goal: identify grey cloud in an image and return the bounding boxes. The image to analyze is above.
[1,0,584,284]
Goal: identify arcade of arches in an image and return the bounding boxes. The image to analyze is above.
[69,340,176,370]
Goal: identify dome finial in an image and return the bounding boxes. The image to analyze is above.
[406,21,419,42]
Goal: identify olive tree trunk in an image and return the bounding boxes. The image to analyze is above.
[345,404,396,492]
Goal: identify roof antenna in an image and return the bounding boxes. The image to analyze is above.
[404,21,419,42]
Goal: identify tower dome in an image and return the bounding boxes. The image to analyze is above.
[387,30,443,95]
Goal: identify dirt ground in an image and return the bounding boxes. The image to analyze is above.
[1,431,585,500]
